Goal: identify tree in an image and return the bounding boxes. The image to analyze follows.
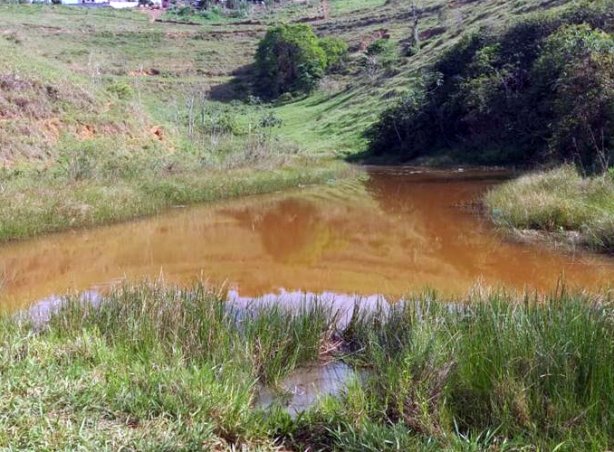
[533,24,614,171]
[255,24,327,99]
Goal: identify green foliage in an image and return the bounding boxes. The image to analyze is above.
[367,1,614,170]
[485,166,614,252]
[2,284,613,449]
[318,36,349,69]
[366,38,393,56]
[255,25,348,99]
[364,38,398,71]
[55,139,100,182]
[106,80,133,100]
[255,24,327,99]
[532,24,614,170]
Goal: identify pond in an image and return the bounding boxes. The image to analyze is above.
[1,167,613,312]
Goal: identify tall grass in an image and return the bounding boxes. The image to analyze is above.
[288,292,614,450]
[485,166,614,252]
[1,282,613,449]
[0,159,352,242]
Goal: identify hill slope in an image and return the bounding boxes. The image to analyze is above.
[1,0,575,163]
[0,0,587,242]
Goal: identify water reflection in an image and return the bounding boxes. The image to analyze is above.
[224,199,345,264]
[256,362,360,418]
[1,167,613,311]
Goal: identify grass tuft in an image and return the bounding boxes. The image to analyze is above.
[1,282,613,449]
[485,166,614,252]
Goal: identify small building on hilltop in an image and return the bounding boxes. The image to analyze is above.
[63,0,110,6]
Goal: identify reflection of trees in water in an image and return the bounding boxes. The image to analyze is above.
[219,173,611,290]
[362,170,558,284]
[225,198,345,264]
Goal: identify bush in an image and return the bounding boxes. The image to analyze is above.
[366,38,398,69]
[318,36,349,70]
[367,1,614,170]
[106,81,133,100]
[254,25,348,99]
[255,24,327,99]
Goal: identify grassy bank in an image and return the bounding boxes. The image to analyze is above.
[1,282,613,449]
[0,158,352,242]
[485,166,614,253]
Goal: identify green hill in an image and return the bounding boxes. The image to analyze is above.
[0,0,606,242]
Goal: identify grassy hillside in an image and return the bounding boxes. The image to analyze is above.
[0,0,575,163]
[0,0,600,242]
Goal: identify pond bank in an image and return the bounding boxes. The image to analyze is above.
[2,282,612,450]
[0,159,354,243]
[485,166,614,253]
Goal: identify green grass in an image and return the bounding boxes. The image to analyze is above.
[328,0,387,16]
[0,0,585,242]
[485,166,614,252]
[1,282,613,449]
[0,0,575,164]
[0,157,352,242]
[0,3,357,241]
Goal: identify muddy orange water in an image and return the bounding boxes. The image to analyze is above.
[1,167,613,312]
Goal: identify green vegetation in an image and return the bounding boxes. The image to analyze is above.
[0,0,598,174]
[0,5,360,242]
[1,282,613,449]
[486,166,614,252]
[0,159,350,242]
[255,24,347,99]
[367,1,614,169]
[318,36,349,70]
[2,0,614,446]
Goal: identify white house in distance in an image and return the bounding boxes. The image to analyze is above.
[62,0,109,5]
[109,1,139,8]
[61,0,141,8]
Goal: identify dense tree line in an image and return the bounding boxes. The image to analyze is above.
[367,1,614,171]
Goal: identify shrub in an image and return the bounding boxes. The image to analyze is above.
[367,1,614,170]
[55,139,100,182]
[366,38,398,69]
[254,25,348,99]
[318,36,349,70]
[255,24,327,99]
[106,81,133,100]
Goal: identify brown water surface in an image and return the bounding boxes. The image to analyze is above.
[1,167,613,311]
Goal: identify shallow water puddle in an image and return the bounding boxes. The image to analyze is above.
[1,167,614,311]
[256,362,360,418]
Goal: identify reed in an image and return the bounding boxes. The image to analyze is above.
[1,283,613,449]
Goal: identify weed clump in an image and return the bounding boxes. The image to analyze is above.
[485,166,614,252]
